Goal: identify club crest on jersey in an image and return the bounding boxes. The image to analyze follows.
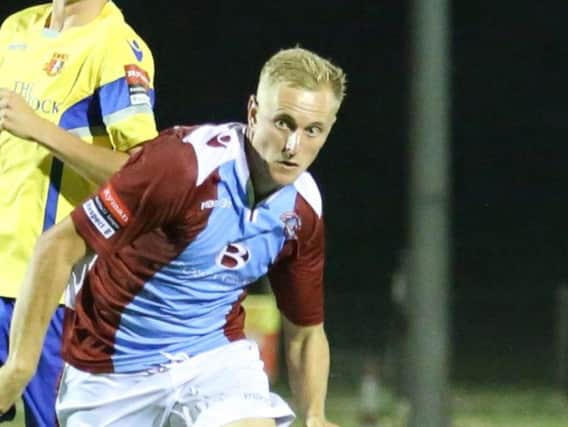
[281,212,302,240]
[43,53,68,76]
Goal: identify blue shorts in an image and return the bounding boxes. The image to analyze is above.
[0,297,64,427]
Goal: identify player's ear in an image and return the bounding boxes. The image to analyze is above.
[247,95,258,127]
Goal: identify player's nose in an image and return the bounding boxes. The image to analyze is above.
[282,131,300,158]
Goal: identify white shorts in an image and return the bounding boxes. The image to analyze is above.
[56,340,295,427]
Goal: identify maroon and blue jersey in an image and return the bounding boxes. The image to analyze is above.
[65,123,325,374]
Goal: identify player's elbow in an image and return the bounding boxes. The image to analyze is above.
[283,316,325,344]
[283,318,328,357]
[36,217,87,266]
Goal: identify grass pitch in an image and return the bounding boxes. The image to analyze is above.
[6,384,568,426]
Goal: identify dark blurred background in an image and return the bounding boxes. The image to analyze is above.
[3,0,568,388]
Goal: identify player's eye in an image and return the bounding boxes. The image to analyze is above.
[275,119,290,130]
[306,126,323,137]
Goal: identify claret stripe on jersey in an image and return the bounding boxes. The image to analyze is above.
[67,123,325,373]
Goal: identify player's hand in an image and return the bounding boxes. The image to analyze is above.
[0,88,47,141]
[0,364,30,415]
[305,415,341,427]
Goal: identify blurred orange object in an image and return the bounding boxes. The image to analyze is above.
[243,293,281,383]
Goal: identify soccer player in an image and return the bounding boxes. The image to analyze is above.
[0,47,344,427]
[0,1,157,425]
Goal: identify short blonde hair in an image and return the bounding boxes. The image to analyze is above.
[257,47,347,110]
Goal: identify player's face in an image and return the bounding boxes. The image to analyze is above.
[247,83,337,194]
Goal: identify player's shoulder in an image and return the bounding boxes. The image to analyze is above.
[95,2,154,65]
[294,172,323,218]
[179,123,246,186]
[1,4,50,32]
[139,123,244,185]
[124,128,199,184]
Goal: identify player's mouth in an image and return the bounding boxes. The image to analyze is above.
[276,160,299,169]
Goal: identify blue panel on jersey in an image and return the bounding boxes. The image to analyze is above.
[42,158,64,231]
[59,92,103,130]
[59,78,156,130]
[97,77,155,117]
[110,160,299,372]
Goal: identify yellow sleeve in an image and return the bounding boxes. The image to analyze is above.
[94,26,158,152]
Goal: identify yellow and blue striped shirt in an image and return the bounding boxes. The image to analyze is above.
[0,1,157,297]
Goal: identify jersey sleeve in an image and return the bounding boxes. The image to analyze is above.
[268,196,325,326]
[95,29,157,151]
[70,132,197,258]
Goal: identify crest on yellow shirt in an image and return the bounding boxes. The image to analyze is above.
[43,53,68,76]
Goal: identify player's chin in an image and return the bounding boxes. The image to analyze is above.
[270,167,302,187]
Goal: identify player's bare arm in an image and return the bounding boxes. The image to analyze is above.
[0,88,130,185]
[0,217,87,413]
[282,316,339,427]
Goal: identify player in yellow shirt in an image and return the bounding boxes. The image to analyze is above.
[0,1,157,425]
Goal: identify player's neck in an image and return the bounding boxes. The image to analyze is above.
[244,134,281,204]
[49,0,107,32]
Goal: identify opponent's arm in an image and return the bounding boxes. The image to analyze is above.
[0,217,88,412]
[282,316,338,427]
[0,88,132,185]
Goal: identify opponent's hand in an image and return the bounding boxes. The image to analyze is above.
[0,88,47,141]
[0,364,30,415]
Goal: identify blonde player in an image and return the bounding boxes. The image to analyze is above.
[0,1,157,425]
[0,47,344,427]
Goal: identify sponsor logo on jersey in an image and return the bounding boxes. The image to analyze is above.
[93,196,121,230]
[13,81,60,115]
[7,42,27,51]
[43,52,68,76]
[124,64,151,105]
[83,199,116,239]
[280,212,302,240]
[127,39,144,62]
[99,184,131,227]
[216,243,251,270]
[200,198,231,210]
